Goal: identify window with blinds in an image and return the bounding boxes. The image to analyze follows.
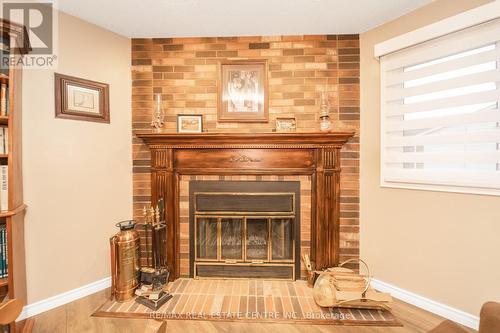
[380,19,500,195]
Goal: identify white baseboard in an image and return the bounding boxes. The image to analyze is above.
[371,278,479,330]
[18,277,111,321]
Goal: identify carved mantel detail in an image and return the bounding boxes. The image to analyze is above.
[229,154,261,163]
[137,132,354,280]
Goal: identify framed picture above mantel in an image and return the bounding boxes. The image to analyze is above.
[55,73,110,123]
[218,59,268,123]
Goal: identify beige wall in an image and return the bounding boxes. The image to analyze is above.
[360,0,499,316]
[22,11,132,303]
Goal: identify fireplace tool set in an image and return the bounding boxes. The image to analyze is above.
[110,198,172,310]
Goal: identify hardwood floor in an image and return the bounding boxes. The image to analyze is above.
[30,288,476,333]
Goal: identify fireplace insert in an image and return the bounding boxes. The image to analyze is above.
[189,181,300,280]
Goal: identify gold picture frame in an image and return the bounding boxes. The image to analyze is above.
[218,59,268,123]
[55,73,110,123]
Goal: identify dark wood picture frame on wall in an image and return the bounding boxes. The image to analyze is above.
[218,59,268,123]
[55,73,110,123]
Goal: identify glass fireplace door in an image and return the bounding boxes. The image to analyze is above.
[195,217,218,260]
[220,218,243,261]
[245,218,269,261]
[271,218,294,261]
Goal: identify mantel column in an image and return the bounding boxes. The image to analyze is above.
[150,147,178,281]
[313,147,341,270]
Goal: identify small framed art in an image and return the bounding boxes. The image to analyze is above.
[275,117,297,132]
[55,73,110,123]
[177,114,203,133]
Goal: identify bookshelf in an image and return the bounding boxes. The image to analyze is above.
[0,19,30,333]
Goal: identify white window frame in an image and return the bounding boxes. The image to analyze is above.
[376,1,500,196]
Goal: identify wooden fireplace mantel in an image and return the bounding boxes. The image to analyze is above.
[138,132,354,147]
[136,131,354,280]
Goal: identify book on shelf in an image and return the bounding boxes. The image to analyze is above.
[0,83,7,116]
[3,85,7,117]
[3,127,7,155]
[0,224,7,279]
[0,166,7,212]
[0,35,9,77]
[0,127,7,154]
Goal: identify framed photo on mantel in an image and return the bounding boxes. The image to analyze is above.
[55,73,110,123]
[177,114,203,133]
[218,59,268,123]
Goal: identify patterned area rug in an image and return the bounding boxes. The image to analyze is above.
[93,278,402,326]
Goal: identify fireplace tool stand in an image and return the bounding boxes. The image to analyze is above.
[135,198,172,310]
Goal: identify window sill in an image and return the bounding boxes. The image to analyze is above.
[380,181,500,197]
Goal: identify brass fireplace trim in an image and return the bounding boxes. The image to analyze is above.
[193,262,296,281]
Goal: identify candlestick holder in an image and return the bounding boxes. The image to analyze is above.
[319,90,331,132]
[151,93,165,132]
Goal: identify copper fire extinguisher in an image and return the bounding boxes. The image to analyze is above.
[110,220,140,302]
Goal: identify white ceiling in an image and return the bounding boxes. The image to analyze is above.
[58,0,433,38]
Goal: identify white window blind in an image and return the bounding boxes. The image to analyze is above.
[380,19,500,195]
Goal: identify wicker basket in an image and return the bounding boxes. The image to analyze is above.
[312,259,391,310]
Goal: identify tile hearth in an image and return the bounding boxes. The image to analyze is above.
[93,279,401,327]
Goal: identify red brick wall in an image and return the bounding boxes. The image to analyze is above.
[132,34,360,266]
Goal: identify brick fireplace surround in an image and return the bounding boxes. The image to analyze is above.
[132,35,360,278]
